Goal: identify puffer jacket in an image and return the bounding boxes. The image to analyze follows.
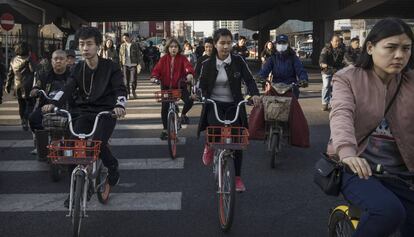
[6,56,35,99]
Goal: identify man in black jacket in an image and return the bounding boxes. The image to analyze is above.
[318,34,345,111]
[232,36,249,60]
[42,27,127,206]
[343,37,361,66]
[29,49,71,157]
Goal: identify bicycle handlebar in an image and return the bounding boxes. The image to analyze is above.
[371,164,414,190]
[54,108,114,139]
[202,98,248,126]
[34,89,53,100]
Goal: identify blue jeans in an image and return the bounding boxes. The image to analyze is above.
[321,73,332,105]
[341,172,414,237]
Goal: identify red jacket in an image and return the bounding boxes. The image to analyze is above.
[151,54,194,88]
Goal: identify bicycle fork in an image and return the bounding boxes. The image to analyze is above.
[67,166,90,218]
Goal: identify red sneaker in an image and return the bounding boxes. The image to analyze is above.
[235,176,246,192]
[202,145,214,166]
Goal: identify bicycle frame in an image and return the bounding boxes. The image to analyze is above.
[54,109,113,217]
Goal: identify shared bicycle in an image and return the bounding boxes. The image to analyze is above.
[203,98,250,232]
[328,164,413,237]
[47,108,115,237]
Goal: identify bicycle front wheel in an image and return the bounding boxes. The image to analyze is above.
[167,111,178,159]
[269,132,280,169]
[217,156,235,232]
[328,207,355,237]
[72,172,85,237]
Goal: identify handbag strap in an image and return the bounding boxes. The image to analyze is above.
[358,75,403,145]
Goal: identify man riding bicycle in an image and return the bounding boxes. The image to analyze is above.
[42,27,127,206]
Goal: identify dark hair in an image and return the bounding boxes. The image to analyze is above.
[356,18,414,70]
[103,39,114,51]
[213,28,233,44]
[330,34,341,41]
[164,38,182,54]
[261,40,275,57]
[123,33,130,38]
[183,42,193,50]
[350,37,360,43]
[239,36,246,41]
[204,37,213,45]
[14,42,29,56]
[75,27,102,46]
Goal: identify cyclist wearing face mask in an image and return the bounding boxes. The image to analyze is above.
[258,34,308,98]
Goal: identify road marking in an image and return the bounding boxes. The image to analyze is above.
[0,158,184,172]
[0,124,188,132]
[0,192,182,212]
[0,137,186,148]
[0,113,167,120]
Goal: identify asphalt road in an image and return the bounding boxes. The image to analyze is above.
[0,72,343,237]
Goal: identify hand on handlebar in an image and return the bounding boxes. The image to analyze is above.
[341,156,372,179]
[41,104,56,114]
[113,107,126,118]
[30,88,39,98]
[150,77,160,85]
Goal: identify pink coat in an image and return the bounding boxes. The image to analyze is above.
[329,66,414,171]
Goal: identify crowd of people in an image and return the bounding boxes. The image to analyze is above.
[1,17,413,236]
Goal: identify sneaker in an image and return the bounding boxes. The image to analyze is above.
[30,148,37,155]
[180,115,190,125]
[235,176,246,192]
[202,145,214,166]
[160,131,168,140]
[107,168,120,186]
[321,104,329,111]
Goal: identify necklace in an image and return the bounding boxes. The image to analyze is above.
[82,61,95,99]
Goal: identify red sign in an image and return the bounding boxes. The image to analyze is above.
[1,13,15,31]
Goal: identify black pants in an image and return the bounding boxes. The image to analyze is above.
[18,97,35,122]
[73,113,118,170]
[161,85,193,129]
[123,65,137,95]
[206,101,243,176]
[29,107,43,132]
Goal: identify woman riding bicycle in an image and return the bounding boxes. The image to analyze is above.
[197,28,260,192]
[258,34,309,98]
[329,18,414,237]
[150,38,195,139]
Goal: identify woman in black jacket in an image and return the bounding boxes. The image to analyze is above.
[198,28,260,192]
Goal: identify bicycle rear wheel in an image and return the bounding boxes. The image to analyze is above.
[328,208,355,237]
[217,156,235,232]
[72,172,85,237]
[167,111,178,159]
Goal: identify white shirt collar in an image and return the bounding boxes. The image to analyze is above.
[216,54,232,68]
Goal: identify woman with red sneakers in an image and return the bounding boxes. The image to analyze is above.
[150,38,195,140]
[197,29,261,192]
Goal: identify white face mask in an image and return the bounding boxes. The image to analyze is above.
[276,44,288,52]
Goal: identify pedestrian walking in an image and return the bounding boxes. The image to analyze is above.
[319,34,345,111]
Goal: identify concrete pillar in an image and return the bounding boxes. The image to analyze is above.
[312,20,334,65]
[21,24,39,59]
[258,28,270,60]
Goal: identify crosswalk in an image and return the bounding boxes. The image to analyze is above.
[0,78,190,213]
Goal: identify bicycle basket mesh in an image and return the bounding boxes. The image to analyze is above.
[47,139,102,165]
[206,126,249,150]
[155,89,182,102]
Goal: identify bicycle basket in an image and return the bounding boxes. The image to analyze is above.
[206,126,249,150]
[42,113,68,131]
[154,89,182,102]
[262,96,292,122]
[47,139,102,165]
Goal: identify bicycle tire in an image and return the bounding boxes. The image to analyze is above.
[96,166,110,204]
[167,111,177,159]
[49,164,62,182]
[270,132,280,169]
[217,156,235,232]
[72,172,84,237]
[328,208,355,237]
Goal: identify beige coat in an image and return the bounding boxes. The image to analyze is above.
[329,66,414,171]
